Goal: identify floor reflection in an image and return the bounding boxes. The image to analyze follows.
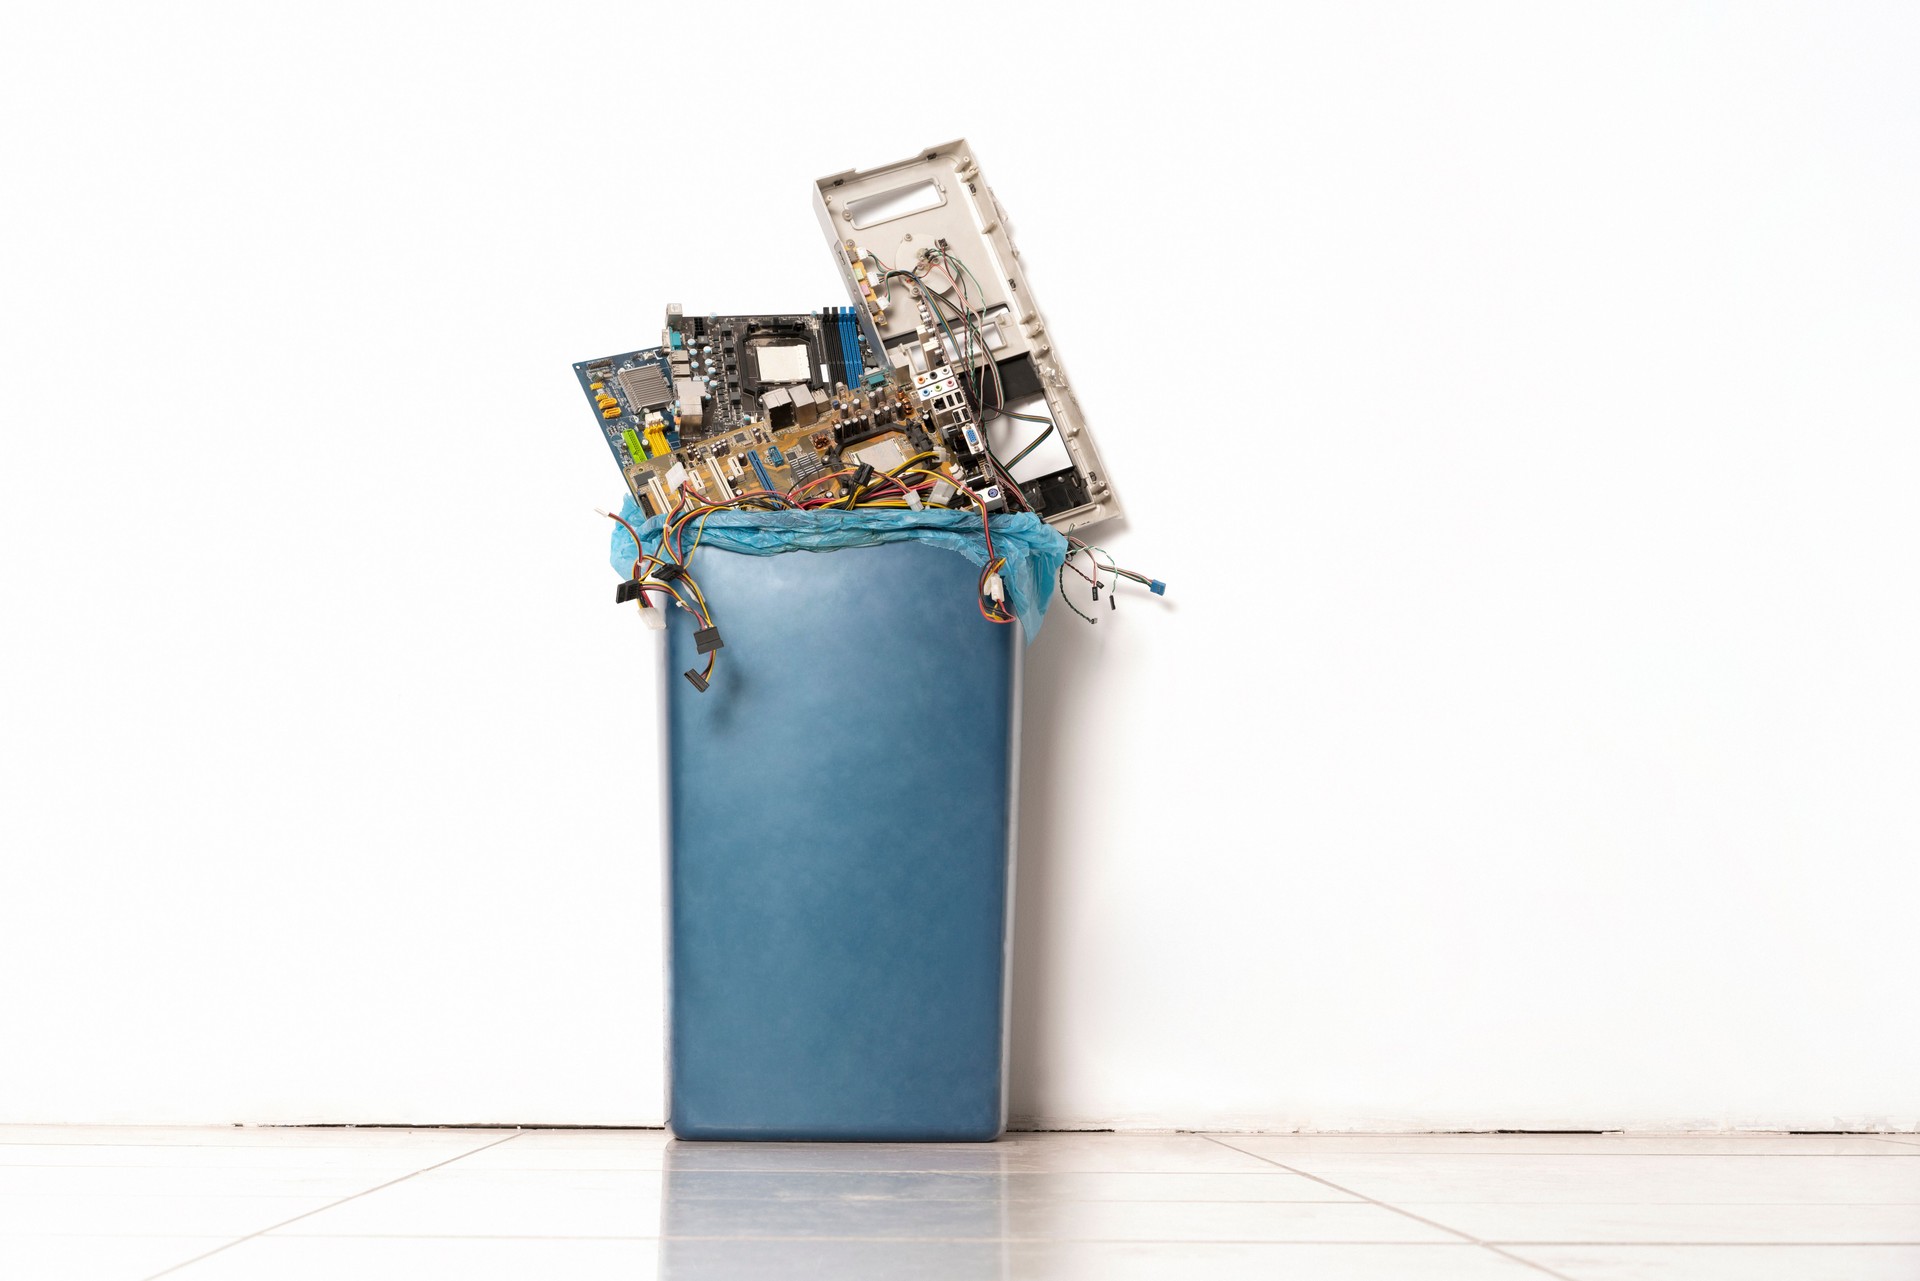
[657,1138,1013,1280]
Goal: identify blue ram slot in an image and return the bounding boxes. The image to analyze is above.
[749,450,773,492]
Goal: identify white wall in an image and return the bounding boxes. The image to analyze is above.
[3,2,1917,1131]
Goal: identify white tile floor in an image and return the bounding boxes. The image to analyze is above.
[2,1127,1917,1280]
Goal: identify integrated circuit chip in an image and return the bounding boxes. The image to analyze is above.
[753,343,812,384]
[787,448,825,483]
[847,436,908,473]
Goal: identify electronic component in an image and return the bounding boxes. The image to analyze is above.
[787,448,824,484]
[847,436,908,474]
[822,306,864,387]
[616,363,673,413]
[753,344,811,383]
[793,386,825,426]
[676,379,706,428]
[759,386,794,427]
[661,307,872,439]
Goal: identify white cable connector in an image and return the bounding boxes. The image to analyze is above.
[984,572,1004,604]
[636,600,666,631]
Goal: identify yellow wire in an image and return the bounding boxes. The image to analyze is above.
[686,506,720,560]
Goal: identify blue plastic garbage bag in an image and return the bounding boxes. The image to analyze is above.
[606,498,1068,639]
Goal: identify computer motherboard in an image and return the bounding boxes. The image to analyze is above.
[574,300,1026,520]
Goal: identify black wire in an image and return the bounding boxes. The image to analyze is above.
[923,289,1037,510]
[879,257,1054,515]
[1057,562,1097,624]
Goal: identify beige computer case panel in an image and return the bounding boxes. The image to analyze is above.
[813,141,1122,533]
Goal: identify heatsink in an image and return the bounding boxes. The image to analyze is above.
[617,364,672,412]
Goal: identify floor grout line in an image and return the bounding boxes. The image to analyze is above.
[1485,1241,1920,1247]
[1153,1153,1920,1159]
[139,1131,527,1279]
[236,1232,1614,1247]
[1176,1141,1920,1158]
[1199,1134,1583,1281]
[251,1232,1560,1243]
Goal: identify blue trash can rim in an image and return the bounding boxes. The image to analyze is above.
[608,502,1069,640]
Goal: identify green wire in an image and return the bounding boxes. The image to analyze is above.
[941,251,994,323]
[1005,419,1054,467]
[921,277,984,401]
[907,251,1064,500]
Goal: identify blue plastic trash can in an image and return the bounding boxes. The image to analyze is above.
[658,538,1020,1141]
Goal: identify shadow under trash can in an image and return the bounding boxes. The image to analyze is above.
[610,509,1066,1142]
